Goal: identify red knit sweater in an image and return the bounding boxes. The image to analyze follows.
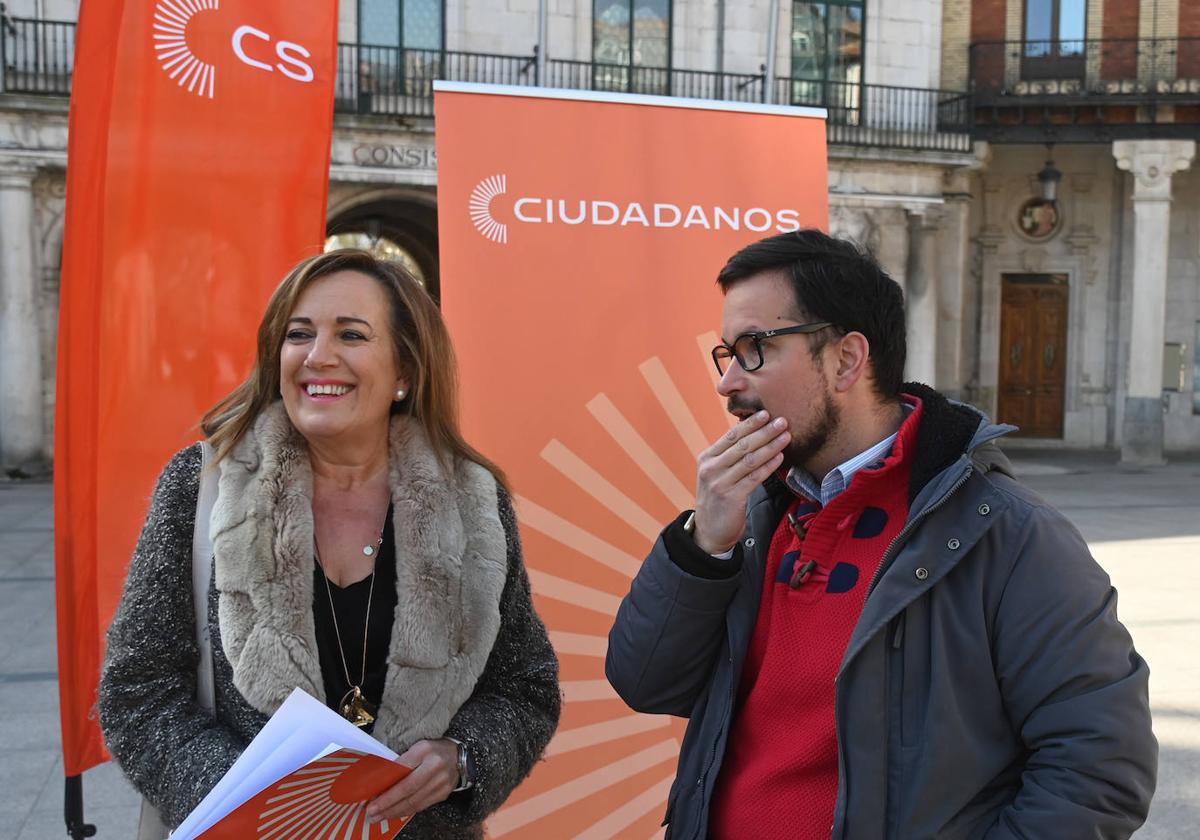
[709,400,923,839]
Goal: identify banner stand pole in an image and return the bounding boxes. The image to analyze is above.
[64,776,97,839]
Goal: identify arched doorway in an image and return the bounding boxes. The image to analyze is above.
[326,190,440,301]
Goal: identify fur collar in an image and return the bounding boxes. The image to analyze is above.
[209,401,508,749]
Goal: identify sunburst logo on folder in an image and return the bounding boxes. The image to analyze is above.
[199,749,410,839]
[172,690,414,840]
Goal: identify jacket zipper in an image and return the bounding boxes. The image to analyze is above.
[831,466,972,840]
[860,421,1008,602]
[865,466,974,599]
[694,644,735,839]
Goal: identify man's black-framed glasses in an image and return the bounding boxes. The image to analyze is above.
[711,322,834,376]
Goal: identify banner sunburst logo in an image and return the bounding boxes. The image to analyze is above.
[470,174,509,244]
[488,333,735,836]
[153,0,219,99]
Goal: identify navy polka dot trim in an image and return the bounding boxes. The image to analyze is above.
[778,550,802,583]
[825,562,860,594]
[853,507,889,539]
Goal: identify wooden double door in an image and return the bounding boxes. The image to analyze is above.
[997,274,1068,438]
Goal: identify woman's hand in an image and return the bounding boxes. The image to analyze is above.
[365,738,460,824]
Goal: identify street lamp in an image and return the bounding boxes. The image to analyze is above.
[1037,145,1063,205]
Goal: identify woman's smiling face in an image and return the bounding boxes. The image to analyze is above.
[279,270,407,447]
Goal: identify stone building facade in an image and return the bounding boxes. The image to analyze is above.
[962,0,1198,461]
[0,0,1196,470]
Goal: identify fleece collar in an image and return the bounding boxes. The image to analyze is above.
[900,383,1014,502]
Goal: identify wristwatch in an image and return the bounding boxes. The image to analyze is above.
[682,510,697,537]
[446,737,475,792]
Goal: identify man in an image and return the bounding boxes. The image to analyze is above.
[606,230,1156,839]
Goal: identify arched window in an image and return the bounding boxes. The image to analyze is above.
[325,200,440,302]
[324,232,427,289]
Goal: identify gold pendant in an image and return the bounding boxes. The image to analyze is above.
[339,686,376,728]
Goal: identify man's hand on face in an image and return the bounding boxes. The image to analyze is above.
[692,410,790,555]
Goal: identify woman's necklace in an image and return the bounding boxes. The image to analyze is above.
[314,521,385,727]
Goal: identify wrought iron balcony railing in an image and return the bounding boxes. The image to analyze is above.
[541,58,767,102]
[334,46,976,153]
[3,16,972,154]
[971,37,1200,101]
[969,38,1200,141]
[782,79,971,152]
[1,15,73,95]
[336,43,539,114]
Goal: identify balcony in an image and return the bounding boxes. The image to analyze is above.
[1,15,73,96]
[1,16,973,155]
[970,38,1200,142]
[339,45,972,153]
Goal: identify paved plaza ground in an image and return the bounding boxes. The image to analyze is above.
[1,449,1198,839]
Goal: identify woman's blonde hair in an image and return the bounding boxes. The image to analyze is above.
[201,249,506,487]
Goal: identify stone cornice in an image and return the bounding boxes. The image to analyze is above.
[0,149,67,169]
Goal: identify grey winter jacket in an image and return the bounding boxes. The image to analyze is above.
[606,385,1156,840]
[99,424,560,839]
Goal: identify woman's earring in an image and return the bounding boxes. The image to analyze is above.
[395,388,406,401]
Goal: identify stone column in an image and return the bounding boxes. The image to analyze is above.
[937,170,973,399]
[0,163,44,471]
[1112,139,1196,464]
[904,207,941,386]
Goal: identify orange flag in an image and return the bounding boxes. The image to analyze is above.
[55,0,337,776]
[435,83,827,837]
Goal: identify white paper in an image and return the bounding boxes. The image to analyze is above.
[171,688,400,840]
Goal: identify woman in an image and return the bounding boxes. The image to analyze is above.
[98,250,561,838]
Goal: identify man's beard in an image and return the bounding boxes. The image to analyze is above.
[725,380,841,474]
[782,386,840,473]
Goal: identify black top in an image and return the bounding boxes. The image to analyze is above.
[313,505,398,732]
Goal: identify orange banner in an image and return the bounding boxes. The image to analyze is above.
[434,83,828,837]
[55,0,337,776]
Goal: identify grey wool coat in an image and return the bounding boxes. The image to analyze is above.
[98,403,561,838]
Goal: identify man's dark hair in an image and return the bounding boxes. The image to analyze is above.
[716,229,906,400]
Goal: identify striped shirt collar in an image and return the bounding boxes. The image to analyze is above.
[786,401,914,508]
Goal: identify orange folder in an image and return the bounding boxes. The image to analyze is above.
[199,748,412,839]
